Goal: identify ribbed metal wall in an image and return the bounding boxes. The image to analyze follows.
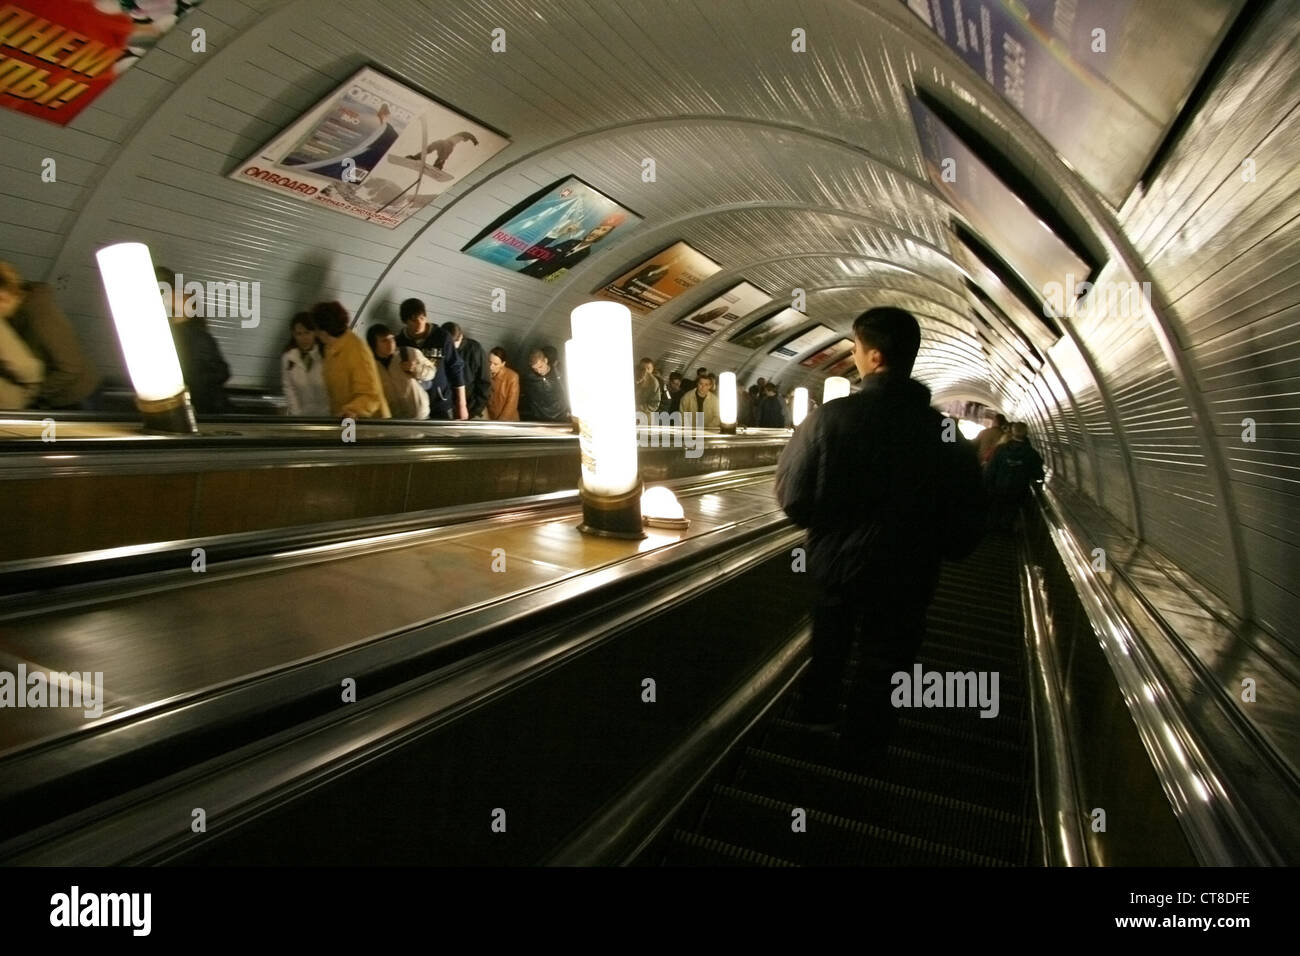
[1118,2,1300,645]
[3,0,1297,641]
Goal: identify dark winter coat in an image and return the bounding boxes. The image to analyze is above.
[985,439,1045,500]
[775,370,984,590]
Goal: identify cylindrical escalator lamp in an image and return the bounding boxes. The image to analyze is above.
[792,387,809,427]
[570,301,644,538]
[641,484,690,530]
[95,242,196,433]
[718,370,737,434]
[823,376,850,403]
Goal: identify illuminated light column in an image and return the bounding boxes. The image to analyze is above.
[718,370,737,434]
[792,386,809,427]
[570,301,645,539]
[823,376,850,403]
[95,242,196,433]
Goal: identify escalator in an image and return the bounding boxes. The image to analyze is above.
[644,532,1037,866]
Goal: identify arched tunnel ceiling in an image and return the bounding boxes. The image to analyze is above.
[11,0,1300,636]
[33,0,1084,415]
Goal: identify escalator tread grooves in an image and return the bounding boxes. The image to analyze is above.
[712,785,1015,867]
[743,748,1028,824]
[669,830,798,867]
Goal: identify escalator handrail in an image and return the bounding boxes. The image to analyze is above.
[0,516,804,864]
[1031,484,1289,865]
[0,466,779,600]
[1016,521,1089,866]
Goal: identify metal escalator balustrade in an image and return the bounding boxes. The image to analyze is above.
[0,473,809,864]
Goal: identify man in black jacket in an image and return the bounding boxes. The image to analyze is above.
[441,322,491,419]
[775,307,983,770]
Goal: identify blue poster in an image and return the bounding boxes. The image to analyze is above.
[909,93,1089,309]
[462,177,640,281]
[903,0,1244,206]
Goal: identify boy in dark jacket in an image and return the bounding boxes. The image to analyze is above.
[985,422,1045,530]
[157,267,231,415]
[775,308,984,769]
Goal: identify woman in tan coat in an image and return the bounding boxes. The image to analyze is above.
[486,347,520,421]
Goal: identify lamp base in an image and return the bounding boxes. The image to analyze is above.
[720,422,737,435]
[577,479,646,540]
[136,391,198,434]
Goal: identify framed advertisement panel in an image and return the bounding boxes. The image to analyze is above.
[461,177,639,281]
[825,351,858,378]
[902,0,1247,206]
[729,307,808,351]
[674,282,772,336]
[595,241,722,314]
[230,66,509,228]
[0,1,206,126]
[908,93,1092,313]
[770,324,838,361]
[800,338,853,369]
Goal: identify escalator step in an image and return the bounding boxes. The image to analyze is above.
[693,785,1016,866]
[733,748,1031,861]
[663,830,797,867]
[891,716,1029,775]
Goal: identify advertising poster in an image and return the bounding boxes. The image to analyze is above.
[595,241,721,315]
[902,0,1243,206]
[825,351,859,377]
[229,66,508,229]
[674,281,771,336]
[800,337,853,369]
[770,324,838,361]
[908,93,1089,310]
[0,1,204,126]
[729,307,809,350]
[461,177,639,281]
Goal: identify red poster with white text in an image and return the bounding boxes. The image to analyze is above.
[0,1,203,126]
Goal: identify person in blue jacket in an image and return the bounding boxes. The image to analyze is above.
[394,298,467,420]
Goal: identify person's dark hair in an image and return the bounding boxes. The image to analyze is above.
[995,413,1008,428]
[763,383,777,395]
[542,345,559,367]
[696,367,707,377]
[696,372,715,386]
[852,307,922,375]
[669,371,683,384]
[366,323,394,352]
[311,300,350,338]
[155,265,216,329]
[283,311,316,352]
[528,348,548,366]
[489,346,509,365]
[748,384,759,397]
[399,298,426,323]
[441,321,462,339]
[1011,422,1029,440]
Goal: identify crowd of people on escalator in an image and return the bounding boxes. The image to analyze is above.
[2,256,814,430]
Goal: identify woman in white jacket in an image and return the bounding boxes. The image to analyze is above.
[281,312,330,416]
